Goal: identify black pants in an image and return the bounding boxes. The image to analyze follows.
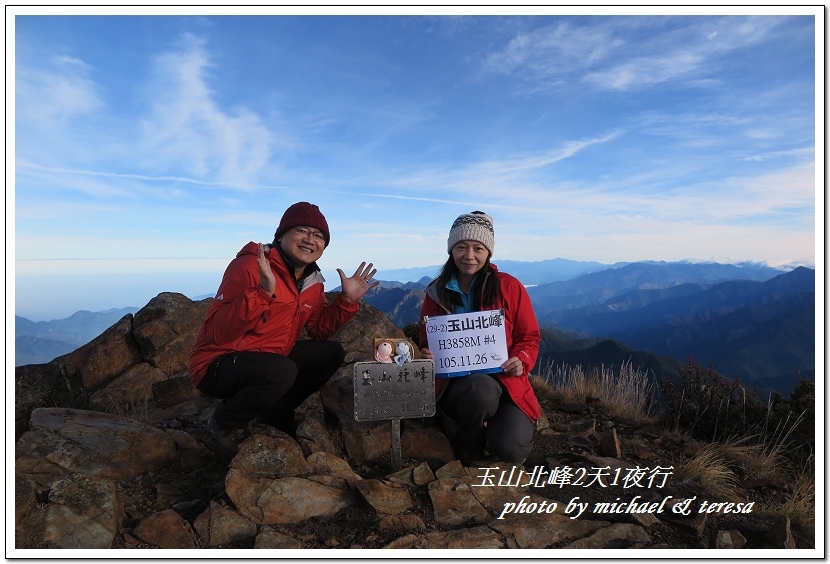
[438,373,536,463]
[196,340,345,429]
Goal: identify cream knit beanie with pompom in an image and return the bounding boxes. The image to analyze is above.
[446,211,494,256]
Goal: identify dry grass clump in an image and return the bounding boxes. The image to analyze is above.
[105,392,154,423]
[676,443,741,500]
[715,410,805,481]
[711,433,758,460]
[535,360,655,425]
[529,374,555,401]
[779,454,815,530]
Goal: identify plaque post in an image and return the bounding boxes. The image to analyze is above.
[391,418,402,471]
[353,360,435,471]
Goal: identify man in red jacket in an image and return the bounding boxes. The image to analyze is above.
[189,202,378,458]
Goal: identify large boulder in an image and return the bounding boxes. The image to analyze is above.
[16,408,178,484]
[14,292,211,438]
[131,292,211,375]
[61,314,142,392]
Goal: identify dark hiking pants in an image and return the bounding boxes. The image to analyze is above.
[438,372,536,464]
[196,340,345,429]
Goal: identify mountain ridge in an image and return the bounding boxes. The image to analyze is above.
[540,267,815,392]
[378,258,793,286]
[14,261,812,397]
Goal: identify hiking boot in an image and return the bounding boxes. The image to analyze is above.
[204,413,247,459]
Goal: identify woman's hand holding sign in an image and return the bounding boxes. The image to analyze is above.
[500,356,524,376]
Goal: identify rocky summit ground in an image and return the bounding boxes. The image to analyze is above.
[16,388,812,553]
[78,393,812,552]
[14,292,814,554]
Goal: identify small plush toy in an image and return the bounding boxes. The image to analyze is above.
[375,341,393,363]
[393,341,413,366]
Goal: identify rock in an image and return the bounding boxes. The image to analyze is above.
[379,514,427,532]
[356,479,414,515]
[155,482,185,508]
[254,528,305,549]
[131,292,210,375]
[661,505,708,537]
[713,528,748,549]
[88,362,168,412]
[164,428,216,469]
[599,428,621,458]
[622,511,661,528]
[230,433,310,478]
[306,452,362,487]
[412,462,438,486]
[133,509,198,548]
[765,515,796,549]
[152,376,202,408]
[388,462,436,487]
[320,376,392,464]
[458,470,610,550]
[320,376,452,466]
[62,315,142,392]
[15,363,88,439]
[16,408,177,483]
[428,477,490,527]
[562,523,652,549]
[401,419,455,463]
[491,512,609,549]
[333,300,404,365]
[730,528,748,549]
[15,474,39,529]
[569,419,596,439]
[384,526,504,549]
[44,472,119,549]
[294,392,341,456]
[225,472,356,525]
[193,501,257,546]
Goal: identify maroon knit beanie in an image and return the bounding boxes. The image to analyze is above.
[274,202,330,246]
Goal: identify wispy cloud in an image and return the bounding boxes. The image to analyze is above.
[483,19,619,83]
[17,161,241,189]
[744,147,814,162]
[483,16,792,93]
[16,54,104,126]
[16,31,278,191]
[382,130,624,201]
[137,34,273,187]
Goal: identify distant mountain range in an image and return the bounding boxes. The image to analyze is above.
[15,259,814,397]
[378,258,790,286]
[15,308,139,366]
[532,266,815,394]
[379,258,614,286]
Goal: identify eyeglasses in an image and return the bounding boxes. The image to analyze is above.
[292,226,326,243]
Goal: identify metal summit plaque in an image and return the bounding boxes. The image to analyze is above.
[353,360,436,422]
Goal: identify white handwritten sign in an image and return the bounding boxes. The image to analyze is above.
[424,310,508,378]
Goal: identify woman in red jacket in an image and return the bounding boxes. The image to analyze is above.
[418,211,541,465]
[189,202,378,458]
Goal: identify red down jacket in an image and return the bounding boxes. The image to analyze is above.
[188,242,358,386]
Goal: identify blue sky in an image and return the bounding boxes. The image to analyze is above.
[10,8,822,321]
